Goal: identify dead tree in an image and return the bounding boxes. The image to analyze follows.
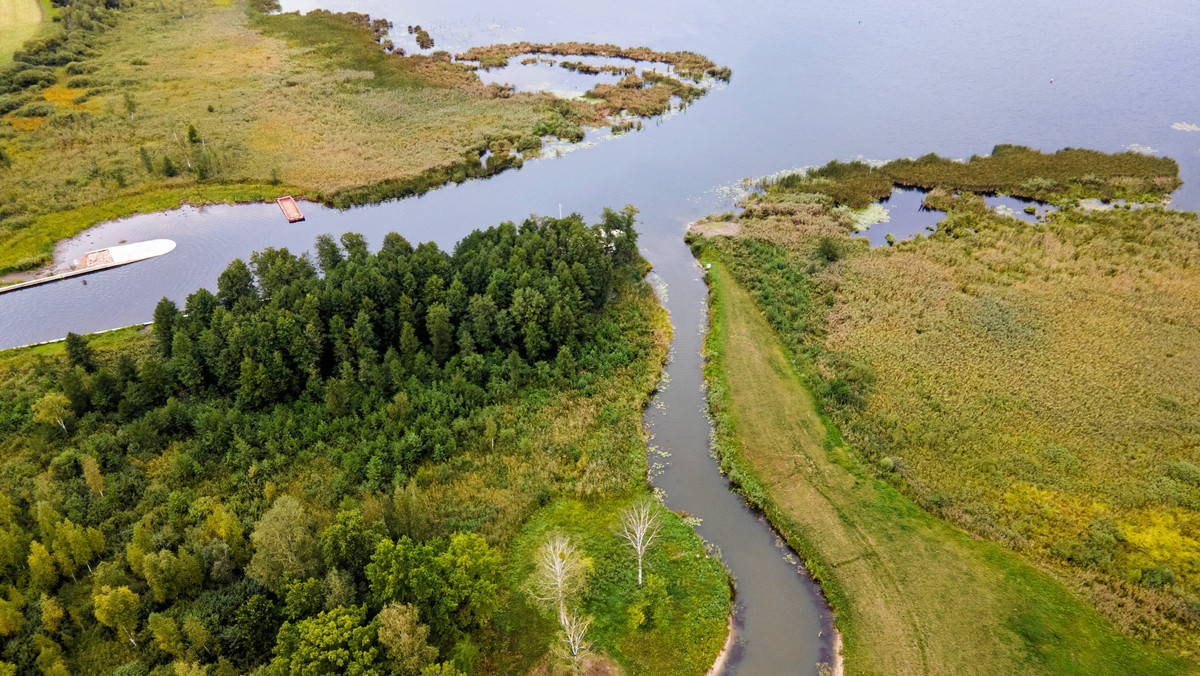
[554,611,593,675]
[532,532,585,627]
[617,497,662,587]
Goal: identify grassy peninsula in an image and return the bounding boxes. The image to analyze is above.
[0,0,726,276]
[0,210,731,674]
[691,146,1200,671]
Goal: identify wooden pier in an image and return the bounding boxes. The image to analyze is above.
[0,239,177,295]
[277,195,305,222]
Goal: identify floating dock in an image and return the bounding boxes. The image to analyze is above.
[277,195,305,222]
[0,239,177,295]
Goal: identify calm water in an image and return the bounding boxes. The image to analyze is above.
[4,0,1200,672]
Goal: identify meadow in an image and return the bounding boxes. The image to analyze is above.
[691,147,1200,662]
[0,0,727,276]
[694,258,1188,674]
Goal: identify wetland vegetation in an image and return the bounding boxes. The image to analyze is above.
[0,209,731,674]
[0,0,728,277]
[690,146,1200,670]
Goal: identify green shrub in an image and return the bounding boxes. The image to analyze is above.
[0,95,25,114]
[13,102,54,117]
[1165,460,1200,486]
[816,236,841,262]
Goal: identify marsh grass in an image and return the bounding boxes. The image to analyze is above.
[0,0,726,277]
[0,0,45,63]
[760,146,1181,210]
[697,147,1200,654]
[456,42,730,83]
[692,258,1189,674]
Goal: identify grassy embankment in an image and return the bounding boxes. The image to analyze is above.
[692,145,1200,667]
[0,0,727,276]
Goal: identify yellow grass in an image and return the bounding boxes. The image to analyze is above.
[0,0,41,62]
[0,0,557,273]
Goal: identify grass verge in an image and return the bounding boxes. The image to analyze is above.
[696,257,1190,675]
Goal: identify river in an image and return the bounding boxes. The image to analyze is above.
[3,0,1199,672]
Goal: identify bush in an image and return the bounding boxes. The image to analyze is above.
[1165,460,1200,486]
[0,95,25,114]
[816,236,841,262]
[13,102,55,117]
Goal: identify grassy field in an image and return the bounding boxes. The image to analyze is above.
[0,0,726,276]
[0,0,549,273]
[0,0,41,63]
[692,145,1200,660]
[699,259,1190,674]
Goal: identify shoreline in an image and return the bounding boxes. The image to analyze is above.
[704,615,736,676]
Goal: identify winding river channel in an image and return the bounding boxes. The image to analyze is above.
[3,0,1200,672]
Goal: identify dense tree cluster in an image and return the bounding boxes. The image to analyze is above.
[0,209,645,674]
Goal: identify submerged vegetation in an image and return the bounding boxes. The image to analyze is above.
[0,0,728,277]
[0,210,731,674]
[455,42,732,82]
[456,42,725,119]
[691,146,1200,665]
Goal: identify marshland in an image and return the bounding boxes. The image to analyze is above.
[2,0,1200,674]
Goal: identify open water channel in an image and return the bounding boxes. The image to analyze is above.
[3,0,1200,672]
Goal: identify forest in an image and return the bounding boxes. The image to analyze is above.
[690,147,1200,658]
[0,209,731,675]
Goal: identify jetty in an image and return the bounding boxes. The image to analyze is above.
[0,239,177,295]
[277,195,305,222]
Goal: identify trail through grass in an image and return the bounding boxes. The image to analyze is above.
[0,0,41,62]
[702,260,1189,675]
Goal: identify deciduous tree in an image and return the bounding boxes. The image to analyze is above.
[28,541,58,590]
[32,392,72,433]
[81,455,104,496]
[269,605,382,676]
[377,602,437,675]
[248,496,321,593]
[94,586,140,646]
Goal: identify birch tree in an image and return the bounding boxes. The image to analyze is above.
[81,455,104,497]
[617,497,662,587]
[32,393,71,433]
[531,532,585,627]
[554,611,593,676]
